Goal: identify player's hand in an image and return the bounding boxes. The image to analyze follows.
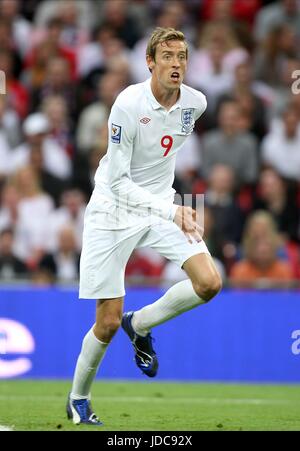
[173,206,203,243]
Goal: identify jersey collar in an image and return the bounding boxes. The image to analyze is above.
[145,78,182,111]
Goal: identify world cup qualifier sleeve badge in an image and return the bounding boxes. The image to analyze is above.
[181,108,195,134]
[111,123,122,144]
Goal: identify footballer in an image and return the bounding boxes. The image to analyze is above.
[67,27,222,426]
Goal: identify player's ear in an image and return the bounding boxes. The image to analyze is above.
[146,55,155,72]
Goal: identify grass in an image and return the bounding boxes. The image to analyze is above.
[1,380,300,431]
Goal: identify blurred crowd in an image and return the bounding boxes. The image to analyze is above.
[0,0,300,288]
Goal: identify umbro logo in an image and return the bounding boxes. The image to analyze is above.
[140,117,151,124]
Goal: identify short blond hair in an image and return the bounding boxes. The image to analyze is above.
[146,27,188,61]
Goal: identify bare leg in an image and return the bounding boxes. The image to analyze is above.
[183,253,222,301]
[71,297,123,399]
[94,298,124,342]
[132,253,222,335]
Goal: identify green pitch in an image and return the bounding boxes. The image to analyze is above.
[1,380,300,431]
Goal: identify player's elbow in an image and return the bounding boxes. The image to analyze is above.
[108,175,119,192]
[109,176,126,197]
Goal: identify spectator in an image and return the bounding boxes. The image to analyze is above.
[201,205,226,275]
[10,112,71,181]
[267,57,300,119]
[254,168,299,243]
[204,164,244,267]
[76,72,123,154]
[47,189,86,253]
[0,18,23,78]
[200,0,260,27]
[254,0,300,43]
[0,49,29,118]
[77,23,116,79]
[0,228,27,280]
[253,24,298,88]
[289,88,300,118]
[217,60,269,140]
[230,210,294,287]
[72,124,108,198]
[173,133,202,196]
[104,52,131,91]
[0,97,15,182]
[11,165,55,268]
[21,40,60,91]
[28,144,67,206]
[38,225,80,283]
[201,100,258,186]
[34,0,95,32]
[28,17,77,79]
[186,22,248,111]
[99,0,141,49]
[29,56,78,120]
[0,183,20,232]
[0,95,22,149]
[41,94,75,159]
[56,0,90,49]
[261,106,300,182]
[0,0,32,57]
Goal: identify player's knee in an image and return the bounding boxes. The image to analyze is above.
[105,316,122,334]
[96,316,122,341]
[193,273,222,302]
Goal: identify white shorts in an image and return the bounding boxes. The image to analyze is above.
[79,198,210,299]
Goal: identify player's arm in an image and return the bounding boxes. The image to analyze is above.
[107,103,178,221]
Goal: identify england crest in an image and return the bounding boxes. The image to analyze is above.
[181,108,194,134]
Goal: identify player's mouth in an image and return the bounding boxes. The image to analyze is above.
[170,72,180,82]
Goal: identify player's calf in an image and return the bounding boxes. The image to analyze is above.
[94,298,124,343]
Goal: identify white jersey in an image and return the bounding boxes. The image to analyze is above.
[93,77,207,224]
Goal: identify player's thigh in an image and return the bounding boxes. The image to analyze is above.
[141,219,221,300]
[80,225,146,300]
[140,218,210,269]
[183,253,222,300]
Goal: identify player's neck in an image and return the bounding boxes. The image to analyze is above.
[150,78,180,111]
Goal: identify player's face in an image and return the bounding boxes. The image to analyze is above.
[147,40,187,91]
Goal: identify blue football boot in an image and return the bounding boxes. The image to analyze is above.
[122,311,158,377]
[66,393,103,426]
